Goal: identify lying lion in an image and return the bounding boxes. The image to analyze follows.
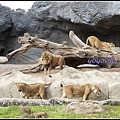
[40,51,65,75]
[60,83,102,101]
[86,36,117,54]
[15,79,52,99]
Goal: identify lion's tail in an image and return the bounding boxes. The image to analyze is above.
[60,84,63,91]
[86,38,89,45]
[60,84,63,87]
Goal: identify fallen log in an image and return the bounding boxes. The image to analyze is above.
[6,31,120,69]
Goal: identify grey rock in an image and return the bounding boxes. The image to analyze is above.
[16,8,25,13]
[0,67,120,101]
[0,4,12,33]
[0,98,50,107]
[0,97,79,107]
[0,1,120,63]
[46,67,109,101]
[0,56,8,63]
[66,101,109,114]
[98,99,120,106]
[0,97,120,107]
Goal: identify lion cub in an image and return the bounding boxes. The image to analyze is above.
[60,83,102,101]
[86,36,117,54]
[40,51,65,75]
[15,80,52,99]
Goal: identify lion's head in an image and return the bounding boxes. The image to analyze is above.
[93,85,102,96]
[15,82,26,92]
[108,43,115,47]
[41,51,52,65]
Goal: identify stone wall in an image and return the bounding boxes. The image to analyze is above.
[0,67,120,101]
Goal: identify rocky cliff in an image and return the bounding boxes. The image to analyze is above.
[0,1,120,63]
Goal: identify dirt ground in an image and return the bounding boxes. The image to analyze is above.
[0,64,62,77]
[0,64,119,78]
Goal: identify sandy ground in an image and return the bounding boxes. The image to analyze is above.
[0,64,62,77]
[0,64,119,78]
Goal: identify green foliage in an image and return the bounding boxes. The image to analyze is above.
[0,105,120,118]
[0,106,23,118]
[11,9,15,12]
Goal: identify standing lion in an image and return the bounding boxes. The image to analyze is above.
[40,51,65,75]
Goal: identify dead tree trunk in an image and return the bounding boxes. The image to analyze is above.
[6,31,120,69]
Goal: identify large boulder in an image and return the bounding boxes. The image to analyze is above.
[0,2,120,63]
[0,67,120,101]
[66,101,109,114]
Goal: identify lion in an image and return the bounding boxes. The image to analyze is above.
[40,51,65,75]
[60,83,102,101]
[86,36,117,54]
[15,80,52,99]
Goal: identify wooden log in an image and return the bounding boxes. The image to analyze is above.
[69,30,90,48]
[5,31,120,69]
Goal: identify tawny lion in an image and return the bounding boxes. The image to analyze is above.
[40,51,65,75]
[60,83,102,101]
[15,79,52,99]
[86,36,117,54]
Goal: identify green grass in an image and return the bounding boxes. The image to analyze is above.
[0,104,120,118]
